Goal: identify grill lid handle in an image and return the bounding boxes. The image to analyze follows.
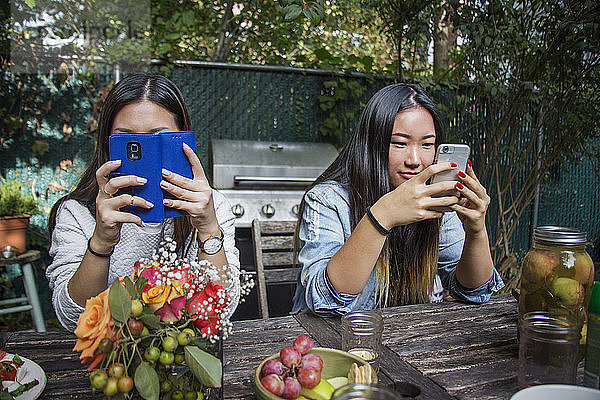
[233,176,314,185]
[269,143,284,151]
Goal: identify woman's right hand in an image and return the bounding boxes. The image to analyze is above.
[371,162,461,229]
[91,160,152,252]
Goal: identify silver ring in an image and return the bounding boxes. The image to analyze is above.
[130,195,135,206]
[102,186,112,197]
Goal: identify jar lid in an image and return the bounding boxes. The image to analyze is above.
[533,226,587,245]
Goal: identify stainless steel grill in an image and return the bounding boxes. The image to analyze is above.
[210,139,339,228]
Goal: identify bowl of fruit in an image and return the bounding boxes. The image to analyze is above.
[255,334,376,400]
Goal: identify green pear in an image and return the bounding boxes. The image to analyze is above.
[549,277,584,307]
[521,249,559,284]
[300,379,335,400]
[573,252,593,285]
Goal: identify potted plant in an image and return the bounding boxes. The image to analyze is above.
[0,179,39,256]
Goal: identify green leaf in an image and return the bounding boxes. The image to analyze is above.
[185,345,222,388]
[182,10,195,26]
[108,280,131,325]
[134,362,160,400]
[314,48,332,61]
[135,276,148,298]
[283,5,302,21]
[122,276,136,298]
[139,307,161,329]
[24,0,35,8]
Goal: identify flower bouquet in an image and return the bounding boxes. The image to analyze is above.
[73,238,253,400]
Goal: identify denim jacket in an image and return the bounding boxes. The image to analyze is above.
[291,181,504,316]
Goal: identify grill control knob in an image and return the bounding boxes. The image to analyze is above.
[261,204,275,218]
[231,204,244,218]
[292,204,300,216]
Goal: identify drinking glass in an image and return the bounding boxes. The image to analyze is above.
[341,310,384,373]
[331,383,403,400]
[518,311,581,389]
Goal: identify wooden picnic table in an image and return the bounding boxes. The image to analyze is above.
[2,294,578,399]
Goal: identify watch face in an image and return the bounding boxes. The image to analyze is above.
[202,237,222,255]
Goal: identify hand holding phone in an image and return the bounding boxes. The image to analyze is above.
[430,143,470,212]
[108,131,195,222]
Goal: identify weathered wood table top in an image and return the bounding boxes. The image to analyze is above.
[295,294,521,400]
[0,295,537,399]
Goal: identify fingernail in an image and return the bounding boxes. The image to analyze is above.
[458,171,466,178]
[112,160,121,165]
[183,142,191,150]
[160,181,170,189]
[456,182,464,189]
[467,159,472,167]
[450,163,457,168]
[145,201,154,208]
[163,199,170,206]
[137,177,147,183]
[161,168,171,176]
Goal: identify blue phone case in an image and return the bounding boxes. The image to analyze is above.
[108,131,196,222]
[161,131,195,219]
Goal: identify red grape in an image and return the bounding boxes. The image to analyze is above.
[280,346,301,368]
[262,359,285,377]
[261,374,285,396]
[297,366,321,389]
[281,377,301,399]
[293,334,314,354]
[301,353,323,372]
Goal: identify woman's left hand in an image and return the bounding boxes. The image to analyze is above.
[449,161,491,235]
[159,143,219,234]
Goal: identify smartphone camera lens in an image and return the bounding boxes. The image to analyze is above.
[127,142,141,161]
[442,146,449,153]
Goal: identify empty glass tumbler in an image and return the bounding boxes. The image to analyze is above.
[341,310,384,373]
[331,383,403,400]
[518,311,581,389]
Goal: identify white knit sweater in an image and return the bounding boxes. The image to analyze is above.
[46,189,241,332]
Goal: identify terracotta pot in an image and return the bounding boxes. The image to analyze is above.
[0,215,30,255]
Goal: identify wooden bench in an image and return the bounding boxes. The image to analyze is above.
[251,220,299,319]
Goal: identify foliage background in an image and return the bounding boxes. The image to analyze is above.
[0,0,599,327]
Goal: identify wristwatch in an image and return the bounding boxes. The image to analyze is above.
[197,227,224,255]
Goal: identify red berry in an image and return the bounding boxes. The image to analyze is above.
[297,367,321,389]
[279,346,301,368]
[293,334,314,354]
[282,376,301,399]
[127,319,144,337]
[262,359,285,377]
[301,353,323,373]
[117,376,134,393]
[261,374,285,396]
[108,363,125,378]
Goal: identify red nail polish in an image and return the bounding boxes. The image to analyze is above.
[456,182,464,189]
[467,159,472,167]
[458,171,466,178]
[450,163,457,168]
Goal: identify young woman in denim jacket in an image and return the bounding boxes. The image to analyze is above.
[292,83,504,316]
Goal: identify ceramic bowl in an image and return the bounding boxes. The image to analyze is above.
[254,347,371,400]
[510,384,600,400]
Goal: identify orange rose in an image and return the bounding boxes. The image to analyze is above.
[73,289,113,360]
[142,280,184,311]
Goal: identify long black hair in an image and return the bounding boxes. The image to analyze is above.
[48,73,194,253]
[299,83,446,306]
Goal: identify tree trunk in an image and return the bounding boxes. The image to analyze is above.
[433,1,451,74]
[212,0,235,62]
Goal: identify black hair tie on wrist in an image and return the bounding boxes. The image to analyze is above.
[87,238,114,258]
[366,206,392,235]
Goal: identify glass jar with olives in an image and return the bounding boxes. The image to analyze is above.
[519,226,595,348]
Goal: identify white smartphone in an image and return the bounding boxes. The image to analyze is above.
[430,143,471,212]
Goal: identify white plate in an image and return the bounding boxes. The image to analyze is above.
[1,353,46,400]
[510,384,600,400]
